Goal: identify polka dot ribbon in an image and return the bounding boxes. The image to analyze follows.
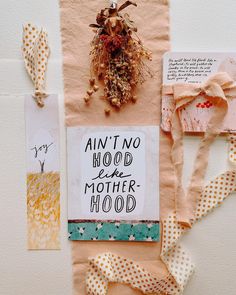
[87,169,236,294]
[162,72,236,226]
[22,23,50,107]
[229,134,236,164]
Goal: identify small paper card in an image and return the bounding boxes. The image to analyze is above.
[25,95,60,250]
[161,52,236,133]
[67,126,159,242]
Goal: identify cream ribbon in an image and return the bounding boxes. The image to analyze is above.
[162,72,236,227]
[87,169,236,295]
[22,23,50,107]
[87,253,177,295]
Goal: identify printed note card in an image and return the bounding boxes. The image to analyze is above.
[161,52,236,133]
[67,126,159,242]
[25,95,60,250]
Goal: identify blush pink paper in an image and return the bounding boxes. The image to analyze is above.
[60,0,172,294]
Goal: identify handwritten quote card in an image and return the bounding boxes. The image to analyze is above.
[67,126,159,242]
[25,94,60,250]
[162,52,236,133]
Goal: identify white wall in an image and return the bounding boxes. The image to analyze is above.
[0,0,236,294]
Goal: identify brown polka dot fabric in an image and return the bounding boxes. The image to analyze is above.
[229,134,236,163]
[87,253,180,295]
[87,170,236,294]
[195,171,236,220]
[22,23,50,107]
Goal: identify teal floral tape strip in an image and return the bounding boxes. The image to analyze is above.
[68,221,159,241]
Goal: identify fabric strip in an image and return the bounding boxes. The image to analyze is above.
[162,72,236,226]
[22,23,50,107]
[60,0,172,294]
[68,221,159,241]
[228,133,236,163]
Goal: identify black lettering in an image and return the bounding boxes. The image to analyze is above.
[93,152,101,167]
[133,137,141,148]
[128,180,136,193]
[124,152,133,166]
[90,195,100,212]
[85,183,95,194]
[105,181,111,193]
[103,152,112,167]
[115,196,124,213]
[112,181,120,193]
[97,182,104,193]
[114,151,122,166]
[113,135,120,149]
[85,138,92,152]
[102,195,112,212]
[122,180,127,193]
[98,137,108,149]
[122,138,132,149]
[126,195,136,213]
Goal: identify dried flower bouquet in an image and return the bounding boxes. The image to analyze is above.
[84,1,152,114]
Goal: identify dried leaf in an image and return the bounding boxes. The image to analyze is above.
[89,24,101,28]
[118,1,137,12]
[123,13,137,31]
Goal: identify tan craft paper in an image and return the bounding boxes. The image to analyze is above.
[60,0,172,294]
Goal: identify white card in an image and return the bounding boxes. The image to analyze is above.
[67,126,159,221]
[162,52,236,133]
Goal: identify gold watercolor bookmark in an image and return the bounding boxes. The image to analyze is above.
[23,24,60,250]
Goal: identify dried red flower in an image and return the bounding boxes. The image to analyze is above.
[99,34,125,53]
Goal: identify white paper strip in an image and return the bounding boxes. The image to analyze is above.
[25,94,60,249]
